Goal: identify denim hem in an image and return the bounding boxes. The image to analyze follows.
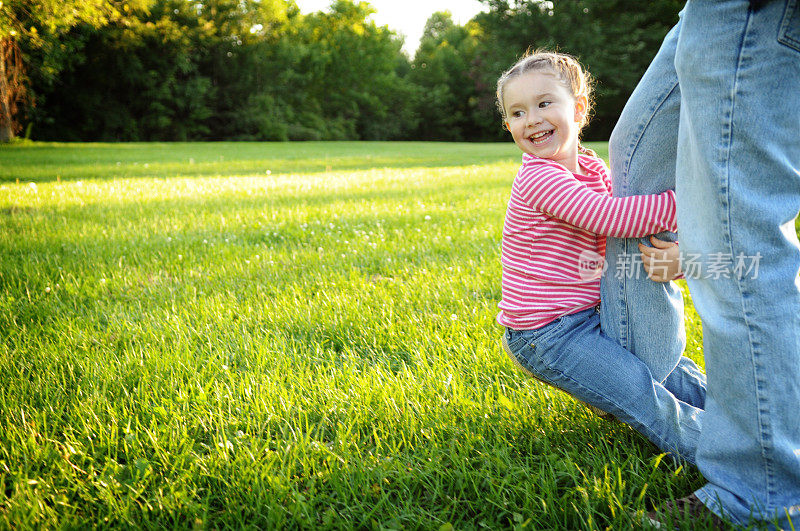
[693,486,744,526]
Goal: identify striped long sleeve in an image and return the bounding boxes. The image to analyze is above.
[516,158,676,237]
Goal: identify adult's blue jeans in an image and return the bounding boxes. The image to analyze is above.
[604,0,800,525]
[600,14,710,457]
[503,307,705,464]
[602,21,691,384]
[675,0,800,526]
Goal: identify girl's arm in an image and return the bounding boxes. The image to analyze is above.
[517,162,676,238]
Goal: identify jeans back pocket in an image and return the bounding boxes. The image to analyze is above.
[779,0,800,52]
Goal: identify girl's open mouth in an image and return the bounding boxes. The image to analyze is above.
[530,130,554,144]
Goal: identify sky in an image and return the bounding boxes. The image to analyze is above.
[294,0,487,56]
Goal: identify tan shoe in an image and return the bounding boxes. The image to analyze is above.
[645,494,729,529]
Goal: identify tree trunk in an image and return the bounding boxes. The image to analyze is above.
[0,38,23,143]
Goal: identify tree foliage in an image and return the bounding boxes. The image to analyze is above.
[473,0,684,139]
[0,0,152,140]
[12,0,684,142]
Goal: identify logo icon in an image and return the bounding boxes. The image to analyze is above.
[578,250,608,281]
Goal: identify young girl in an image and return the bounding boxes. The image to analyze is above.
[496,50,706,464]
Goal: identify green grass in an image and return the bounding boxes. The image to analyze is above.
[1,141,719,529]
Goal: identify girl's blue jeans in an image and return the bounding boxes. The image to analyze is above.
[604,0,800,525]
[503,307,705,464]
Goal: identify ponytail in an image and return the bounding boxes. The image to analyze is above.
[577,144,597,158]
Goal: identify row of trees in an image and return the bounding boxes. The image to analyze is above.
[3,0,684,142]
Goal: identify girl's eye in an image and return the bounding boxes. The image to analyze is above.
[512,110,524,118]
[539,101,551,108]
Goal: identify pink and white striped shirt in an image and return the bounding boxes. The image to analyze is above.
[497,153,677,330]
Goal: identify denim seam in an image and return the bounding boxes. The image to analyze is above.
[778,0,800,51]
[728,5,776,512]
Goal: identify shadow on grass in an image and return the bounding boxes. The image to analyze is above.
[0,141,523,183]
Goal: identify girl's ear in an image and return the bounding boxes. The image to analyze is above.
[574,95,588,123]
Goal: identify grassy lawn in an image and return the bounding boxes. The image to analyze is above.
[1,141,711,529]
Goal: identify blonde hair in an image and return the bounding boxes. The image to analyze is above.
[496,49,595,144]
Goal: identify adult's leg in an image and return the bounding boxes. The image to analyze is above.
[505,308,703,464]
[675,0,800,525]
[602,21,690,384]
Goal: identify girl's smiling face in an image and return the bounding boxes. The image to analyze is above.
[502,70,587,173]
